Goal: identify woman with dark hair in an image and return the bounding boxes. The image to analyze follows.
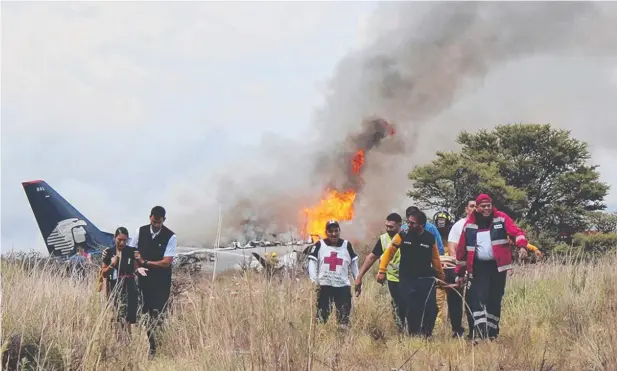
[101,227,148,337]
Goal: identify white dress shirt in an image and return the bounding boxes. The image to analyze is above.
[127,225,177,257]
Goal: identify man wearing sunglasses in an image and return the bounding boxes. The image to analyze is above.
[402,206,444,255]
[377,209,445,337]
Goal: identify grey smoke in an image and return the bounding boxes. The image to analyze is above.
[311,117,397,192]
[173,2,617,246]
[318,2,615,135]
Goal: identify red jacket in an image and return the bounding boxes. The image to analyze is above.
[455,208,528,276]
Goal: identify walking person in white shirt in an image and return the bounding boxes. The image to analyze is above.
[129,206,177,358]
[448,199,477,256]
[308,220,360,328]
[446,198,476,337]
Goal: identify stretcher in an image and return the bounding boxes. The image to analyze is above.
[440,255,457,270]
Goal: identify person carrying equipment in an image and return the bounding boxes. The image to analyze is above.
[377,209,445,337]
[447,198,477,338]
[455,194,531,340]
[354,213,405,331]
[308,220,360,328]
[432,211,456,330]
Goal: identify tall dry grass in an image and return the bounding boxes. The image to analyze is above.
[2,251,616,371]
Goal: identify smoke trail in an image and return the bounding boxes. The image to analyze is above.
[312,117,398,192]
[173,2,617,245]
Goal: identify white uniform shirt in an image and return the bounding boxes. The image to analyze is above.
[475,231,495,260]
[448,217,494,260]
[127,225,177,257]
[308,239,359,287]
[448,218,467,244]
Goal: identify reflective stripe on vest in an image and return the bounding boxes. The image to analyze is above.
[380,233,400,282]
[464,217,512,273]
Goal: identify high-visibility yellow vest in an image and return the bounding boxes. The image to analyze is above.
[380,233,400,282]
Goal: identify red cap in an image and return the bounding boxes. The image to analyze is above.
[476,193,492,204]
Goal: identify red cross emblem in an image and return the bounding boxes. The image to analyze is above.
[323,251,343,271]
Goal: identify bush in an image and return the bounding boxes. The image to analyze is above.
[585,211,617,233]
[524,228,560,253]
[516,221,562,256]
[549,243,580,256]
[572,232,617,254]
[517,220,617,257]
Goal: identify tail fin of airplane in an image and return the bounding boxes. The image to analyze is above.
[21,180,114,257]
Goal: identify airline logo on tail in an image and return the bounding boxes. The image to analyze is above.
[46,218,88,256]
[21,179,115,257]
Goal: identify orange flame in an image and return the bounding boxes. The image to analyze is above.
[302,189,356,240]
[301,118,395,241]
[302,150,365,240]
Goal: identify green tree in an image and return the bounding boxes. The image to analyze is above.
[585,211,617,233]
[407,152,527,220]
[408,123,610,234]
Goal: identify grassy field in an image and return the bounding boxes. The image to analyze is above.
[2,250,616,371]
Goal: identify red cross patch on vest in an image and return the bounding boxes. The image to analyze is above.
[323,251,343,271]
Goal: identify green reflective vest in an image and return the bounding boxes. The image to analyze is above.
[380,233,400,282]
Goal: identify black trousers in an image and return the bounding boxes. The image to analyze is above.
[316,285,352,325]
[445,269,466,335]
[108,278,138,324]
[399,277,437,337]
[466,260,507,340]
[387,280,405,331]
[139,277,171,355]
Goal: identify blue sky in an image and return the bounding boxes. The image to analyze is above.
[2,2,617,252]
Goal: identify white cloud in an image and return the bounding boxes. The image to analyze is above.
[1,1,375,251]
[3,2,378,134]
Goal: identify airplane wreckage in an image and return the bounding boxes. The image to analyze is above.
[19,179,316,276]
[172,238,315,275]
[20,117,402,277]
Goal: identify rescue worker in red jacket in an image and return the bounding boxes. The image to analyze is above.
[455,194,530,340]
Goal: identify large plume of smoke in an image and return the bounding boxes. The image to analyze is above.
[312,2,617,240]
[172,2,617,246]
